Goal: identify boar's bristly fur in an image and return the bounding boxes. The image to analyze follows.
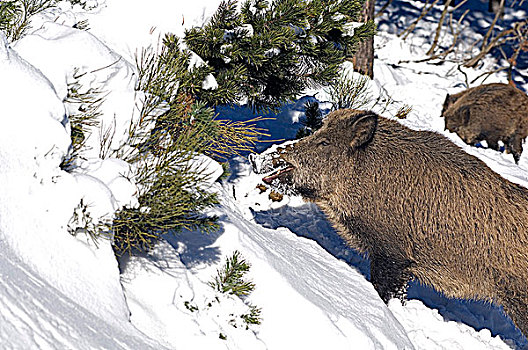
[441,83,528,163]
[265,109,528,337]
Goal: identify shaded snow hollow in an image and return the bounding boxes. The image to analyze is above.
[0,0,526,349]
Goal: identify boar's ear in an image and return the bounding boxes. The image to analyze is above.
[441,94,451,116]
[459,106,471,126]
[350,113,378,149]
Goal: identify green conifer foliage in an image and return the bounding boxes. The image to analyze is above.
[0,0,57,41]
[210,251,262,326]
[111,35,268,255]
[0,2,19,35]
[184,0,375,112]
[211,251,255,296]
[296,100,323,138]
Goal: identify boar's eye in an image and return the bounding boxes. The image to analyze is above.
[318,139,330,147]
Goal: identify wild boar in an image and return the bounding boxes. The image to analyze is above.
[253,109,528,337]
[441,83,528,163]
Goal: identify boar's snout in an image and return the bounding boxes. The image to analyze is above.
[249,143,296,175]
[262,165,294,185]
[250,142,298,195]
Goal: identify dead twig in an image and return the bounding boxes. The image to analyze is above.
[399,0,442,39]
[375,0,393,18]
[427,0,452,55]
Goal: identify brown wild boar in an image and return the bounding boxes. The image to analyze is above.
[441,83,528,163]
[253,109,528,338]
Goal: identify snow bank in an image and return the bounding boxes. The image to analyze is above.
[27,0,221,63]
[0,28,129,327]
[14,22,139,159]
[0,245,163,349]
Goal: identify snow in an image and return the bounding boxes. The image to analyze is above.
[0,0,527,349]
[14,22,140,159]
[119,185,413,350]
[0,28,152,348]
[224,24,255,41]
[0,246,162,350]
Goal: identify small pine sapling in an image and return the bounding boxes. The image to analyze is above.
[61,69,106,170]
[67,198,109,247]
[210,250,255,296]
[241,305,262,326]
[296,101,323,138]
[210,251,262,326]
[111,36,269,255]
[325,70,372,111]
[110,103,221,254]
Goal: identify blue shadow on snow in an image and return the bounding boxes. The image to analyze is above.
[251,202,528,349]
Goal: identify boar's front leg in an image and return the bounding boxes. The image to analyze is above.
[370,251,414,303]
[506,134,523,164]
[497,274,528,338]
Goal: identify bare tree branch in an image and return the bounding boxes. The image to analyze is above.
[375,0,393,18]
[427,0,452,55]
[469,65,509,84]
[482,0,505,49]
[457,65,469,88]
[398,9,469,64]
[399,0,442,39]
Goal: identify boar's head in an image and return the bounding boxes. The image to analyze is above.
[251,109,378,201]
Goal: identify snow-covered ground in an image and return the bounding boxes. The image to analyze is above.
[1,0,527,349]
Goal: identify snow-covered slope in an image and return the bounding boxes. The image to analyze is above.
[0,28,162,349]
[120,186,415,349]
[0,244,163,349]
[0,0,527,349]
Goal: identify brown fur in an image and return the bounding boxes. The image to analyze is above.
[441,83,528,163]
[265,109,528,337]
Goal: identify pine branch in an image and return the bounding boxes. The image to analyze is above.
[185,0,375,112]
[210,251,255,297]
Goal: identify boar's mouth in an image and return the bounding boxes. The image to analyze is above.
[249,146,297,195]
[262,165,294,184]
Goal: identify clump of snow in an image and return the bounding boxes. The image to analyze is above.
[389,299,511,350]
[264,47,281,58]
[80,157,137,209]
[202,73,219,90]
[224,24,254,41]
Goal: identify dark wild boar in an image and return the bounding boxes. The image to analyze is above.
[441,82,528,163]
[253,109,528,338]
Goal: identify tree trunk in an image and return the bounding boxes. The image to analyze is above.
[352,0,375,78]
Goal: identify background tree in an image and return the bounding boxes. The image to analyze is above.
[352,0,375,78]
